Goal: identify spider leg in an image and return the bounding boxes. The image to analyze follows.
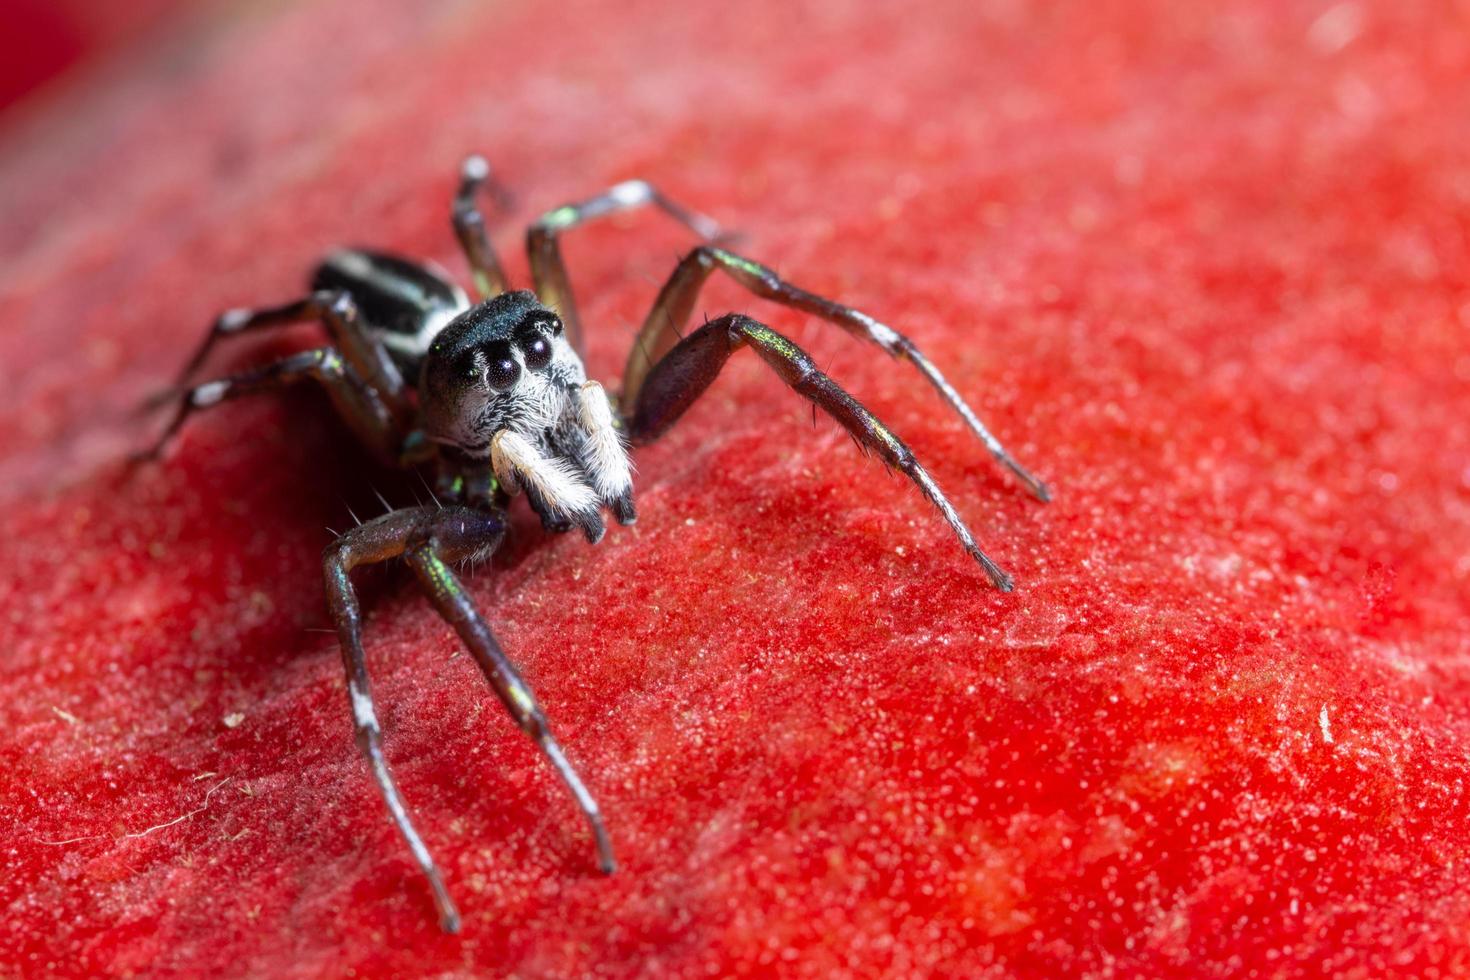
[626,313,1015,591]
[623,245,1050,502]
[168,290,408,409]
[452,155,514,299]
[527,180,726,356]
[323,505,614,933]
[135,347,405,466]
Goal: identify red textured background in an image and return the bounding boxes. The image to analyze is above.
[4,1,1470,976]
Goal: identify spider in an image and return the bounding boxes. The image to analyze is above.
[138,155,1050,933]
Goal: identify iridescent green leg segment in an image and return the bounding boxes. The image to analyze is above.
[322,505,612,934]
[404,547,614,874]
[452,155,513,299]
[527,180,726,356]
[136,346,404,466]
[624,245,1050,502]
[627,313,1015,591]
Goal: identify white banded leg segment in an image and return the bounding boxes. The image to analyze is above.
[346,676,460,933]
[349,681,379,732]
[573,381,636,524]
[324,537,462,934]
[490,430,605,542]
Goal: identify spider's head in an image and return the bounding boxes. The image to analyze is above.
[420,289,582,455]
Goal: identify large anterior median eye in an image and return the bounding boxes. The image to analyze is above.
[520,333,553,370]
[485,341,520,390]
[516,315,560,371]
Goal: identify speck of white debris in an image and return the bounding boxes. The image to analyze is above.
[223,712,245,729]
[895,546,906,556]
[684,517,696,526]
[1318,705,1333,744]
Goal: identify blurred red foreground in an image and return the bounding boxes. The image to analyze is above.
[2,1,1469,976]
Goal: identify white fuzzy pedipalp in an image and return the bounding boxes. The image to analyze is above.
[574,381,634,500]
[490,429,599,518]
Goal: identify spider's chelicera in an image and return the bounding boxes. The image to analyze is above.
[139,156,1050,932]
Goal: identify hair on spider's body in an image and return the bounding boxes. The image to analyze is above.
[138,155,1050,934]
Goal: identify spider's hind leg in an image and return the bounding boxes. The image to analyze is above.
[166,289,407,408]
[626,313,1015,590]
[135,346,404,466]
[323,504,614,933]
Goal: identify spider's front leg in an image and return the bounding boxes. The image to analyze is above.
[624,245,1050,502]
[626,314,1016,590]
[323,504,614,933]
[527,179,726,355]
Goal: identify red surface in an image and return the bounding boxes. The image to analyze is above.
[0,0,191,115]
[3,1,1470,976]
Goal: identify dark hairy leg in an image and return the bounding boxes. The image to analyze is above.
[136,347,405,466]
[526,180,725,355]
[452,155,513,299]
[323,505,613,934]
[624,245,1050,502]
[170,290,408,410]
[626,313,1016,591]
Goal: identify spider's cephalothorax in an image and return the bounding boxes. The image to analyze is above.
[140,156,1050,933]
[417,289,635,539]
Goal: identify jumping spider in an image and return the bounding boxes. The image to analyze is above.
[139,156,1050,932]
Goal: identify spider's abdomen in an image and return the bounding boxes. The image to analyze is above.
[311,249,471,383]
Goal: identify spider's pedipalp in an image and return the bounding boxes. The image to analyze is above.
[490,430,605,542]
[627,313,1014,590]
[571,381,636,524]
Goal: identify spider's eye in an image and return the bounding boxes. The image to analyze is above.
[455,352,482,383]
[520,334,553,370]
[487,354,520,390]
